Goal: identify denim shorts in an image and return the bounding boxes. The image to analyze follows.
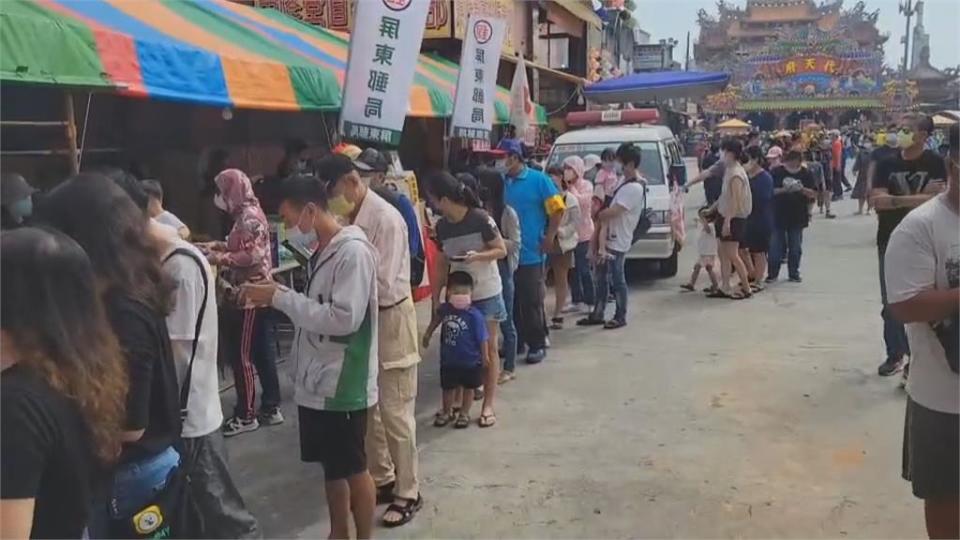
[472,293,507,322]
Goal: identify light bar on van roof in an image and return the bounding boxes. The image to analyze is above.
[566,109,660,127]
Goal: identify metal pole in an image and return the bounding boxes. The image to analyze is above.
[63,92,79,175]
[900,0,914,75]
[685,31,691,71]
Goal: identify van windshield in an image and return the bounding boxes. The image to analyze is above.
[546,142,664,185]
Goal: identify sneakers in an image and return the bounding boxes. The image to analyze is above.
[223,416,259,437]
[788,275,802,283]
[878,356,907,377]
[525,348,546,364]
[497,371,516,385]
[258,407,284,426]
[561,302,582,314]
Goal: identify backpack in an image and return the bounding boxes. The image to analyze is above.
[372,186,426,287]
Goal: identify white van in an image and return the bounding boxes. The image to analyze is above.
[544,125,686,277]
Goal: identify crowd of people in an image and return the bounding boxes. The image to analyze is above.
[0,113,955,539]
[0,132,656,539]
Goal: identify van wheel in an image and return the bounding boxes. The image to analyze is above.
[658,245,679,277]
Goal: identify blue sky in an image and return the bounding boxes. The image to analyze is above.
[634,0,959,71]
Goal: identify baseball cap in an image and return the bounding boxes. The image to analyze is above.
[765,146,783,159]
[332,143,362,160]
[355,148,390,173]
[1,173,36,202]
[498,138,523,157]
[314,154,358,185]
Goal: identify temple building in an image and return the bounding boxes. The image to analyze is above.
[696,0,891,128]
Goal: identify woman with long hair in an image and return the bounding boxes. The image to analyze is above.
[34,173,183,530]
[0,227,128,539]
[544,164,582,328]
[476,167,522,384]
[706,138,753,300]
[742,146,775,290]
[425,171,507,428]
[201,169,281,436]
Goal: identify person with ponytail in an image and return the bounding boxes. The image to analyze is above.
[425,171,507,428]
[1,227,128,539]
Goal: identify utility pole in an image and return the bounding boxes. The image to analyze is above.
[899,0,916,76]
[684,31,691,71]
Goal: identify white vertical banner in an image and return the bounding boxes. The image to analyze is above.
[509,53,536,145]
[449,15,507,145]
[340,0,431,147]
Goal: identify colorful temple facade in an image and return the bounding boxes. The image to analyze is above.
[695,0,896,127]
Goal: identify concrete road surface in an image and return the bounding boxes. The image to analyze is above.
[224,169,924,538]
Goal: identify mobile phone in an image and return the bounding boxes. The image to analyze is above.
[449,254,468,262]
[281,240,311,268]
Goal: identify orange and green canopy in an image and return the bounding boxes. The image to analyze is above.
[0,0,546,123]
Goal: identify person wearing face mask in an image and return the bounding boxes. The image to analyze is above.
[705,138,752,300]
[201,169,283,437]
[426,171,507,427]
[351,147,426,290]
[240,175,379,540]
[768,150,818,283]
[592,148,621,215]
[742,146,774,290]
[544,163,582,329]
[317,154,423,527]
[870,113,948,379]
[503,147,565,362]
[563,156,596,313]
[1,173,36,230]
[883,124,959,540]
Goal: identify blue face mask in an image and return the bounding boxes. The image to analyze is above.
[8,197,32,223]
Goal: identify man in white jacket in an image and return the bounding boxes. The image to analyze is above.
[241,175,379,540]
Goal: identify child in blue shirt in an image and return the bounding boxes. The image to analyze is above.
[422,271,489,429]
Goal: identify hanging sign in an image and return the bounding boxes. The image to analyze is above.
[340,0,431,146]
[449,16,507,142]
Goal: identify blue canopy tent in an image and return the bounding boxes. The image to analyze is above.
[584,71,730,104]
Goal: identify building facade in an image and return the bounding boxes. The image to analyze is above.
[696,0,891,128]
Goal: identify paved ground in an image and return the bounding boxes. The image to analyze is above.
[225,167,925,538]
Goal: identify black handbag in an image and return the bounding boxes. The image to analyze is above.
[932,312,959,374]
[109,248,209,539]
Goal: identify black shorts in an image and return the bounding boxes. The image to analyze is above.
[902,397,959,499]
[714,216,746,243]
[440,365,484,390]
[298,406,368,480]
[744,226,770,253]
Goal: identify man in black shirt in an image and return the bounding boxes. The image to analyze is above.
[768,151,818,282]
[870,113,947,377]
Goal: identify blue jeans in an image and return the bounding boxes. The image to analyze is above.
[878,245,910,359]
[590,250,627,323]
[768,226,803,279]
[110,446,181,519]
[569,240,595,306]
[498,259,518,372]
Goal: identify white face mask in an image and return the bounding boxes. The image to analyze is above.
[213,194,228,212]
[287,208,318,248]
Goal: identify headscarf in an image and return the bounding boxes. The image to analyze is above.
[582,154,602,171]
[214,168,259,216]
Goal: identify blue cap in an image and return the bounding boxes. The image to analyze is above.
[498,138,524,157]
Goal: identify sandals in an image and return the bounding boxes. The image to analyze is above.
[706,289,730,298]
[576,317,605,326]
[679,284,695,292]
[433,411,453,427]
[478,411,497,428]
[497,371,515,385]
[550,316,564,330]
[454,413,470,429]
[383,494,423,528]
[729,289,752,300]
[603,319,626,330]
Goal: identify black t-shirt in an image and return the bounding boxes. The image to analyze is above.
[103,292,181,463]
[1,365,104,539]
[770,165,817,229]
[873,149,947,247]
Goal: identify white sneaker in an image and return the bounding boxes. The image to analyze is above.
[561,302,582,314]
